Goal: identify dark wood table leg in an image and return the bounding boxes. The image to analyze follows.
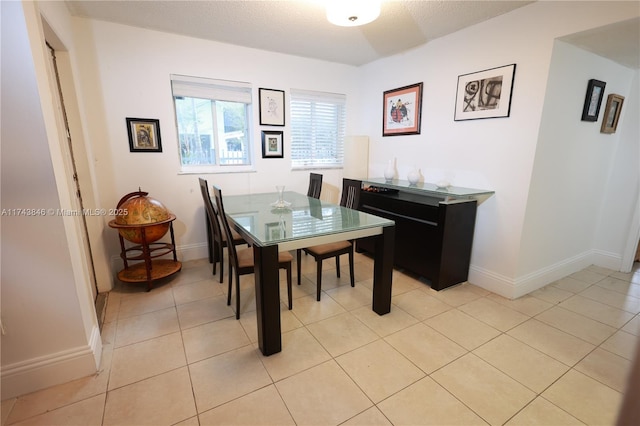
[252,244,282,355]
[372,225,395,315]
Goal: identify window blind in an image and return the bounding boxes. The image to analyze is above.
[170,74,251,104]
[290,89,346,168]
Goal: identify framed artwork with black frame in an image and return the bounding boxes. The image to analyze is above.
[600,94,624,134]
[581,79,606,122]
[126,117,162,152]
[454,63,516,121]
[261,130,283,158]
[383,82,423,136]
[259,88,285,126]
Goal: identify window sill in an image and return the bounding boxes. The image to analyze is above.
[291,165,343,171]
[178,166,256,175]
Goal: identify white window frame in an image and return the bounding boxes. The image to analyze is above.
[171,74,254,174]
[290,89,346,170]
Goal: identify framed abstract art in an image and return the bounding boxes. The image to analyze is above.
[454,64,516,121]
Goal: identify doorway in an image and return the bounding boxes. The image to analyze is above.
[46,43,98,301]
[45,41,105,323]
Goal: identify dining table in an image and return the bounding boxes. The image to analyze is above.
[221,190,395,356]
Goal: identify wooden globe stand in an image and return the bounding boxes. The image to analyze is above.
[111,217,181,291]
[108,191,181,291]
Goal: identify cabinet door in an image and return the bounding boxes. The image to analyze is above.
[358,188,481,290]
[359,192,442,280]
[391,209,441,278]
[435,201,477,290]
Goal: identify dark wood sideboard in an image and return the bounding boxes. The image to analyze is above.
[356,178,494,291]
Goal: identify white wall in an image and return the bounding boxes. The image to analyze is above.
[72,19,361,266]
[356,1,639,297]
[595,71,640,270]
[518,40,638,295]
[0,1,100,399]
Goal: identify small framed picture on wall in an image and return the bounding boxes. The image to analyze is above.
[126,117,162,152]
[259,88,285,126]
[261,130,283,158]
[600,94,624,134]
[581,79,606,122]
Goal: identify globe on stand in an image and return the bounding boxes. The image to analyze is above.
[108,190,181,290]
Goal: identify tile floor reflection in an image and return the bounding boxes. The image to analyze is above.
[2,252,639,425]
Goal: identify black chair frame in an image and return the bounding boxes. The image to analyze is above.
[199,178,244,282]
[212,185,293,319]
[307,173,323,199]
[297,178,362,301]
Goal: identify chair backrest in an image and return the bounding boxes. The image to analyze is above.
[198,177,210,212]
[200,177,225,239]
[211,185,239,268]
[307,173,323,199]
[340,178,362,209]
[199,178,221,236]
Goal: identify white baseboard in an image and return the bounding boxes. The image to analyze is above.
[110,242,209,276]
[468,266,516,298]
[1,325,101,399]
[511,252,593,298]
[468,251,596,299]
[177,242,210,263]
[592,249,623,271]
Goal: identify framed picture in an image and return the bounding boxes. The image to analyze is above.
[383,82,423,136]
[261,130,283,158]
[259,88,285,126]
[581,79,606,121]
[454,63,516,121]
[600,94,625,134]
[126,117,162,152]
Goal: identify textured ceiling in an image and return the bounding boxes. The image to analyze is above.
[64,0,638,68]
[64,0,534,66]
[559,17,639,69]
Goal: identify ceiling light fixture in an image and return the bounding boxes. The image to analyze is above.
[326,0,381,27]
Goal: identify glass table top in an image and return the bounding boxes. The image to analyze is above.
[221,191,394,246]
[363,178,495,202]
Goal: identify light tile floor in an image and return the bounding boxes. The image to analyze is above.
[2,252,639,425]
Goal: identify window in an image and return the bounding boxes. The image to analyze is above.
[290,89,346,169]
[171,75,252,172]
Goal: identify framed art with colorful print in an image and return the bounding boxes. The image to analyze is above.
[383,82,423,136]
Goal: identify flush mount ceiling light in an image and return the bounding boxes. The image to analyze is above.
[326,0,381,27]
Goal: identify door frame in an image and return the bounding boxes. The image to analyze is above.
[40,17,114,296]
[622,195,640,272]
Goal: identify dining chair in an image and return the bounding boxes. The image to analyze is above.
[199,178,245,283]
[307,173,323,199]
[212,185,293,319]
[297,178,362,301]
[203,200,214,264]
[198,178,215,264]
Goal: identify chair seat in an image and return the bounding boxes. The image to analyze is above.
[297,178,362,302]
[306,241,352,256]
[213,184,293,319]
[237,248,293,269]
